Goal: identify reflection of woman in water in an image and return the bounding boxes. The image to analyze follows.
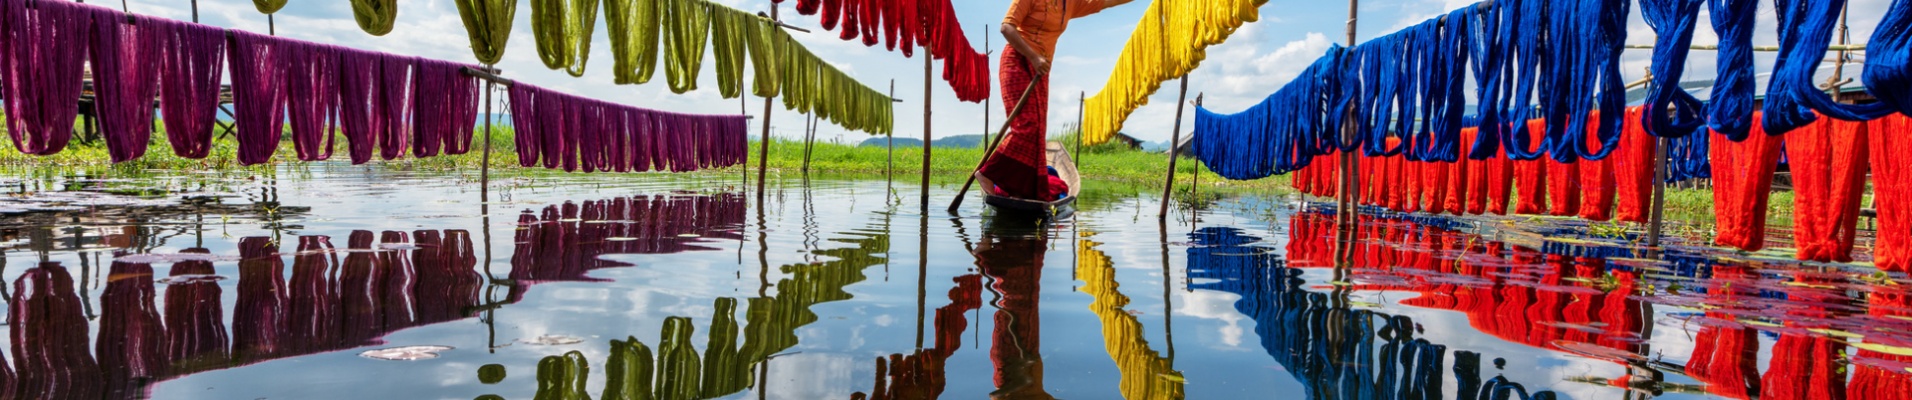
[973,231,1051,399]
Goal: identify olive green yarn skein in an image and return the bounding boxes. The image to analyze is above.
[456,0,516,65]
[349,0,398,36]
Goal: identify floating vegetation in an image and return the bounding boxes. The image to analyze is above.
[117,253,238,264]
[359,346,456,361]
[519,335,586,346]
[156,274,228,285]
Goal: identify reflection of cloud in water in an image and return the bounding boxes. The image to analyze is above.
[763,352,856,400]
[1176,290,1247,348]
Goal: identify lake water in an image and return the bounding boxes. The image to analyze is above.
[0,166,1900,399]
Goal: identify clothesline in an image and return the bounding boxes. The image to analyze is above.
[1623,43,1867,51]
[457,66,758,120]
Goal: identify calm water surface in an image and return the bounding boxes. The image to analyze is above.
[0,166,1902,399]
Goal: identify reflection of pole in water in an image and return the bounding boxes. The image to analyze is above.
[917,214,929,350]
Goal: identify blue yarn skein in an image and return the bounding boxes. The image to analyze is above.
[1641,0,1708,138]
[1502,0,1552,161]
[1707,0,1758,139]
[1864,0,1912,117]
[1764,0,1892,136]
[1468,1,1511,161]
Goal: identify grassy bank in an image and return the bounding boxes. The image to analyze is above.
[0,123,1273,191]
[5,122,1818,232]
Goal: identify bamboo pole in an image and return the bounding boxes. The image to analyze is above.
[481,68,494,204]
[1190,94,1204,227]
[1075,92,1085,160]
[984,25,993,146]
[757,6,781,204]
[1623,44,1866,52]
[1158,78,1190,220]
[1335,0,1361,266]
[1647,138,1668,249]
[921,51,934,211]
[889,80,896,189]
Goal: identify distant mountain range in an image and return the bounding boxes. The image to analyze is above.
[858,135,987,148]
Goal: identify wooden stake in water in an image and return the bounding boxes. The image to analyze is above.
[756,6,781,204]
[1158,78,1189,220]
[1334,0,1362,267]
[1190,94,1204,227]
[888,80,897,190]
[481,74,494,204]
[921,50,934,211]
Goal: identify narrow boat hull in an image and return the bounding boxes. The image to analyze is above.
[976,142,1081,219]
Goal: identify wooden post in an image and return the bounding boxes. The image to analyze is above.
[888,80,897,189]
[757,6,781,203]
[1190,94,1204,224]
[801,114,816,174]
[921,50,934,211]
[191,0,198,22]
[984,25,993,145]
[1334,0,1361,266]
[1158,78,1190,220]
[1647,138,1668,248]
[268,13,275,35]
[1075,92,1085,160]
[481,69,494,204]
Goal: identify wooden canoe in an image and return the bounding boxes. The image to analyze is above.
[976,142,1080,217]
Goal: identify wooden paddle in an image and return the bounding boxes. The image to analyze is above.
[948,71,1047,213]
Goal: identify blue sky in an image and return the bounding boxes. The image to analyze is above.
[115,0,1889,144]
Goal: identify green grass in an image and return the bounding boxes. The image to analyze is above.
[5,119,1817,233]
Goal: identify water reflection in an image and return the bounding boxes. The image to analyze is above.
[1233,209,1912,399]
[486,212,890,399]
[0,190,746,400]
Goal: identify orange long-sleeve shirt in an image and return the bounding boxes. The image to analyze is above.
[1002,0,1114,59]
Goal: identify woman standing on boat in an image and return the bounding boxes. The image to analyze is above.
[982,0,1136,201]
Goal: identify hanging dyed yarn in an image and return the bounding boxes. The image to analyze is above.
[603,0,892,135]
[1612,107,1658,223]
[253,0,287,14]
[350,0,400,36]
[532,0,599,77]
[228,30,291,166]
[1665,131,1711,183]
[1866,0,1912,118]
[152,17,227,159]
[455,0,517,65]
[339,48,393,164]
[507,83,747,173]
[604,0,660,84]
[770,25,894,136]
[662,0,708,93]
[1707,0,1758,139]
[1190,47,1345,180]
[410,59,481,157]
[1763,0,1891,136]
[710,8,748,99]
[1787,117,1869,262]
[1710,114,1783,251]
[1538,0,1628,162]
[1079,0,1266,146]
[88,9,164,163]
[378,55,416,161]
[917,0,989,102]
[1514,119,1549,215]
[1,0,89,156]
[1638,0,1706,139]
[284,41,341,162]
[1869,114,1912,273]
